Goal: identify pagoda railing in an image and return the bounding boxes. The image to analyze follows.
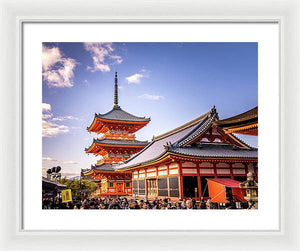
[92,187,132,197]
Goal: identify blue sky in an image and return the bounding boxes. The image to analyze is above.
[42,42,258,177]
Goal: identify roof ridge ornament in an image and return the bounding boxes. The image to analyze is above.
[210,105,216,114]
[163,141,173,150]
[210,105,219,119]
[113,72,120,109]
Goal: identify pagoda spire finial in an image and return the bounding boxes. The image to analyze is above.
[113,72,120,108]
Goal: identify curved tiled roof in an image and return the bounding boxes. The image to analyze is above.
[177,112,217,147]
[94,138,148,146]
[215,106,258,127]
[92,164,116,171]
[170,143,257,158]
[96,106,150,123]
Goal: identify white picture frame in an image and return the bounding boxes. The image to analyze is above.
[0,0,299,250]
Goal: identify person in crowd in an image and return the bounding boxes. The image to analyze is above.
[128,200,138,209]
[186,199,193,210]
[206,197,212,209]
[141,203,148,210]
[42,195,244,210]
[192,199,197,209]
[199,199,206,209]
[181,199,187,209]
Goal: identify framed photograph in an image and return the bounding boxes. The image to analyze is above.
[24,22,276,232]
[1,0,299,250]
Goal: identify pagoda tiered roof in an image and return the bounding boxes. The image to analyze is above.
[81,164,116,177]
[85,138,149,153]
[95,106,150,123]
[94,138,148,146]
[92,163,115,171]
[82,163,132,179]
[87,106,150,134]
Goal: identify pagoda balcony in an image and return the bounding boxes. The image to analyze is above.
[96,157,127,165]
[93,188,132,198]
[102,132,136,140]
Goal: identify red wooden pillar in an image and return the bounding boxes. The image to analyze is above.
[178,162,184,199]
[155,167,158,197]
[229,162,234,179]
[196,163,201,200]
[145,169,148,198]
[213,162,217,178]
[245,163,249,179]
[167,164,170,198]
[254,162,258,180]
[114,181,116,196]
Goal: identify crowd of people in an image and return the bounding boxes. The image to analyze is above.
[42,196,247,210]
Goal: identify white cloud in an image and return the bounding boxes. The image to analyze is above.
[110,55,123,65]
[42,45,77,88]
[42,103,53,119]
[42,46,62,71]
[52,116,78,121]
[42,120,69,137]
[126,73,144,84]
[62,160,78,165]
[138,94,164,100]
[42,103,51,112]
[42,157,58,162]
[84,42,123,72]
[125,69,150,84]
[42,102,76,137]
[42,113,53,119]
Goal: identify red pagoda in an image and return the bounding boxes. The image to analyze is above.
[83,72,150,197]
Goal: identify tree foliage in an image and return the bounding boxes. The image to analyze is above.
[59,177,98,200]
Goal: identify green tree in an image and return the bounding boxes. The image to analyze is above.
[59,177,98,200]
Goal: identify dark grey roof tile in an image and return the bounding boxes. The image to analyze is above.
[92,164,116,171]
[170,144,258,158]
[94,138,148,146]
[117,120,202,169]
[96,106,150,122]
